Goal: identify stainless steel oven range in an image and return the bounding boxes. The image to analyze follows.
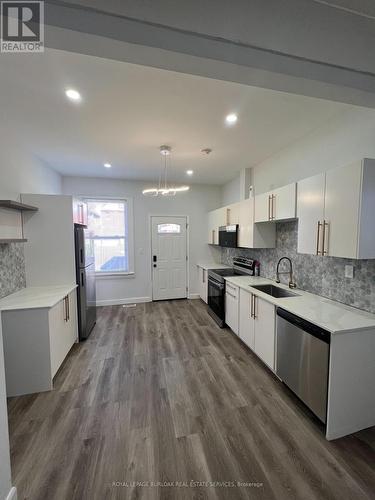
[207,257,258,327]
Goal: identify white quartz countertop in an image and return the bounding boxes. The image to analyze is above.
[224,276,375,334]
[196,262,231,270]
[0,285,77,311]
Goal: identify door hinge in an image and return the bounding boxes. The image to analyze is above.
[186,223,188,229]
[186,255,188,261]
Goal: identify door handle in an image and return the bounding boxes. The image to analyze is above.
[81,272,85,287]
[252,294,257,319]
[268,195,271,221]
[322,220,329,256]
[249,294,253,319]
[67,295,70,321]
[316,221,323,255]
[203,270,206,284]
[271,195,276,220]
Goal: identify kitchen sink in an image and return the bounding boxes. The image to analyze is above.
[250,284,299,298]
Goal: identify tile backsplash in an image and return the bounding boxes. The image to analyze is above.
[0,243,26,299]
[221,220,375,314]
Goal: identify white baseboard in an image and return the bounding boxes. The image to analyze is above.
[188,293,200,299]
[6,487,17,500]
[96,297,152,306]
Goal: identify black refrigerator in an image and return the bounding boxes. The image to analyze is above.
[74,224,97,340]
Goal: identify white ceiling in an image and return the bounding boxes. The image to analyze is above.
[0,49,351,185]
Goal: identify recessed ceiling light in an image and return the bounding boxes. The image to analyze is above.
[103,162,112,168]
[186,170,193,176]
[225,113,238,125]
[65,89,81,102]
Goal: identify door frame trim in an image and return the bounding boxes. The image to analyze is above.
[149,214,189,301]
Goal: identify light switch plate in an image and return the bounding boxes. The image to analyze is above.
[345,265,354,279]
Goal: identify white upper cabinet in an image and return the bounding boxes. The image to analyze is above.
[207,207,227,244]
[238,198,275,249]
[226,202,240,225]
[208,199,275,248]
[297,159,375,259]
[297,173,325,255]
[272,183,297,221]
[254,192,270,223]
[324,162,362,259]
[254,183,296,222]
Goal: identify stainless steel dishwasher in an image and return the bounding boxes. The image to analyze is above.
[276,307,330,423]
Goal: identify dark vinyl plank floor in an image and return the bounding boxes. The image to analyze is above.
[7,299,375,500]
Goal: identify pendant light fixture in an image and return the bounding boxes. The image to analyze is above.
[142,145,190,197]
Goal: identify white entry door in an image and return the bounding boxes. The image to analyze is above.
[151,216,188,300]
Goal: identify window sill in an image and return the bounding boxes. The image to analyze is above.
[95,272,135,280]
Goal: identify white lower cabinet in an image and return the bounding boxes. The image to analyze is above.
[237,288,276,370]
[197,266,208,304]
[225,283,239,335]
[49,291,78,377]
[253,295,276,370]
[239,289,255,350]
[1,289,78,396]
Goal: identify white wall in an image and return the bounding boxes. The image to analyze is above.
[252,106,375,193]
[62,177,222,304]
[0,140,61,200]
[221,176,241,206]
[0,319,14,500]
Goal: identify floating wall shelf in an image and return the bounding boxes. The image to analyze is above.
[0,200,38,212]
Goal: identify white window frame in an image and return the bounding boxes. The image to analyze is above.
[84,196,135,278]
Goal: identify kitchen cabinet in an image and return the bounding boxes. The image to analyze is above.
[226,202,240,225]
[253,295,276,370]
[225,283,239,335]
[238,198,276,249]
[73,197,88,226]
[1,288,78,396]
[239,288,255,350]
[207,207,227,244]
[254,183,296,222]
[297,173,325,255]
[49,291,78,377]
[297,159,375,259]
[208,199,275,248]
[238,289,275,369]
[197,265,208,303]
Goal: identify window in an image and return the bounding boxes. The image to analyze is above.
[86,199,130,274]
[157,223,181,234]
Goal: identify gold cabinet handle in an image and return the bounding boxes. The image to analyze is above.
[253,294,257,319]
[322,220,329,256]
[316,221,323,255]
[268,195,271,221]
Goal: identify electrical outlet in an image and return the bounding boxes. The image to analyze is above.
[345,265,354,279]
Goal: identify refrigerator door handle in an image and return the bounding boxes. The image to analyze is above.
[81,271,85,288]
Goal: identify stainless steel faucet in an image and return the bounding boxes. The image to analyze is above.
[276,257,296,289]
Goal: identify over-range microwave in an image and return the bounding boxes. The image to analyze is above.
[219,225,238,247]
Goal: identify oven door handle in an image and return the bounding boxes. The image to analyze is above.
[208,279,225,290]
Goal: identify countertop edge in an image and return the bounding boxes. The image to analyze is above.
[223,276,375,335]
[0,284,78,312]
